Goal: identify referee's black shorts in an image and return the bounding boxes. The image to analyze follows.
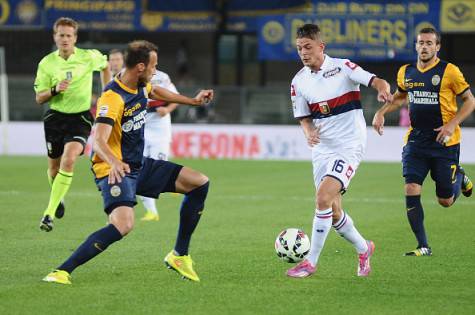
[43,109,94,159]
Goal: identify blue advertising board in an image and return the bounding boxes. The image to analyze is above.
[258,1,440,61]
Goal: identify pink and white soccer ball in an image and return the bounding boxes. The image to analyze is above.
[275,228,310,263]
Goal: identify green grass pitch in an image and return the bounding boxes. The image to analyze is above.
[0,157,474,314]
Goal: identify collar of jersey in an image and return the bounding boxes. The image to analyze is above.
[114,75,138,94]
[54,47,76,60]
[417,58,440,73]
[307,54,330,74]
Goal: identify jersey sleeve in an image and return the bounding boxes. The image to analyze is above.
[95,90,124,125]
[396,65,408,92]
[446,63,470,96]
[88,49,108,72]
[291,79,311,118]
[33,61,51,93]
[342,59,375,87]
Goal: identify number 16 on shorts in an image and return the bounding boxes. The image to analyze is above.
[327,158,355,189]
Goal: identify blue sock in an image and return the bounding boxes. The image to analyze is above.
[406,195,428,248]
[58,224,123,274]
[174,181,209,256]
[453,170,463,201]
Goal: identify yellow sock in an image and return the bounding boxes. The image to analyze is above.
[43,170,73,217]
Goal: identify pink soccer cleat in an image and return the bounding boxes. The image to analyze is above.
[286,259,316,278]
[358,240,375,277]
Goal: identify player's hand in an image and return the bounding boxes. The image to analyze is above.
[306,125,321,146]
[434,122,456,145]
[108,159,130,184]
[377,89,393,103]
[56,79,70,93]
[194,89,214,105]
[372,112,385,135]
[156,107,169,117]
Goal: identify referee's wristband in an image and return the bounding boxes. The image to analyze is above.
[51,86,59,96]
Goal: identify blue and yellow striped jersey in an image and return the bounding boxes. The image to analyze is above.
[92,77,152,178]
[397,58,470,147]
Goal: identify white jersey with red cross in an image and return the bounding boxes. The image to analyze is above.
[291,55,375,156]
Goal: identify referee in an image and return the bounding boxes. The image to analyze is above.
[34,17,111,232]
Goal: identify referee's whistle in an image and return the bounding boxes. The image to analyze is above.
[66,71,72,80]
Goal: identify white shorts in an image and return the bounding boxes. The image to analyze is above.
[312,150,363,191]
[143,140,170,161]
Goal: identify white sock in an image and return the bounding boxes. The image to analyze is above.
[333,211,368,254]
[307,208,333,266]
[141,196,158,215]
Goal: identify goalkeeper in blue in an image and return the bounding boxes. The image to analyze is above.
[43,40,212,284]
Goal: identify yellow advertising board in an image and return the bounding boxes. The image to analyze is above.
[441,0,475,32]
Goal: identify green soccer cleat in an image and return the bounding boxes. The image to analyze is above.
[164,250,200,282]
[459,167,473,197]
[404,247,432,257]
[39,215,53,232]
[42,270,72,285]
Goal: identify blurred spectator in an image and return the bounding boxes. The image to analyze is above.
[108,49,124,77]
[399,106,410,127]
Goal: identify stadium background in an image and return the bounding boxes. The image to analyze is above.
[0,0,474,161]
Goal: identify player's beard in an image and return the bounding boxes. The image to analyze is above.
[419,51,435,63]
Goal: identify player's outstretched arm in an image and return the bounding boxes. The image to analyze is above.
[150,85,213,106]
[371,77,393,103]
[434,89,475,144]
[93,123,130,184]
[372,90,408,136]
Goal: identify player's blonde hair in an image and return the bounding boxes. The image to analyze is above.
[53,17,79,35]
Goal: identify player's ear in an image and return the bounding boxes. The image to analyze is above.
[137,63,145,72]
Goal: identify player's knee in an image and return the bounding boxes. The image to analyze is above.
[405,183,421,195]
[438,198,453,208]
[316,191,333,209]
[60,155,77,171]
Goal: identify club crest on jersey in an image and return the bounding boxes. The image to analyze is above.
[318,101,330,114]
[323,67,341,78]
[122,120,134,132]
[431,75,441,86]
[110,185,121,197]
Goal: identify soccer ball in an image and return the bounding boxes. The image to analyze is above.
[275,228,310,263]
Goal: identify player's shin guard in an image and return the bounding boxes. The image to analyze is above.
[174,181,209,256]
[57,224,123,274]
[43,169,72,217]
[333,211,368,254]
[307,209,333,266]
[406,195,428,248]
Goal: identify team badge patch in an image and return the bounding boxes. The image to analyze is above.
[98,105,109,117]
[431,75,440,86]
[110,185,121,197]
[121,120,134,132]
[318,101,330,114]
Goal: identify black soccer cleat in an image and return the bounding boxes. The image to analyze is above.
[459,167,473,197]
[40,215,54,232]
[55,201,65,219]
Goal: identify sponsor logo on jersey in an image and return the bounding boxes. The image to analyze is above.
[323,67,342,78]
[404,80,425,89]
[123,103,142,117]
[98,105,108,117]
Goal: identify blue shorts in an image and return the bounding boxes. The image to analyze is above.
[95,158,183,214]
[402,143,460,199]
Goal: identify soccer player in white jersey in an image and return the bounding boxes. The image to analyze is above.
[139,70,180,221]
[286,24,392,278]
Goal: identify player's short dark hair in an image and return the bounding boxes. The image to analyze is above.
[296,24,321,41]
[124,40,158,69]
[53,17,79,35]
[418,27,441,45]
[109,48,123,56]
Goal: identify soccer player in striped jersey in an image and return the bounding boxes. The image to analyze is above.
[286,24,392,278]
[372,28,475,257]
